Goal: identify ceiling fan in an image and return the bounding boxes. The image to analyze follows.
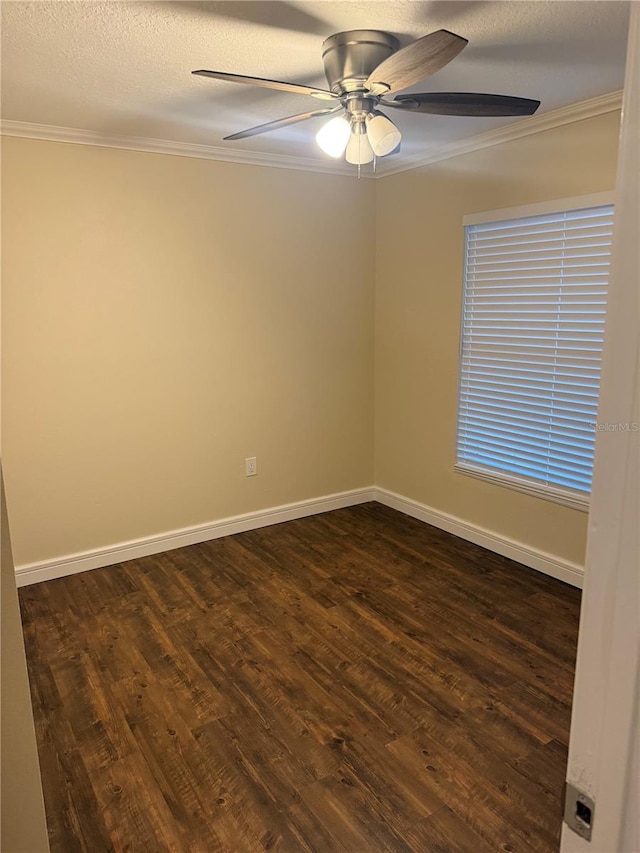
[192,28,540,167]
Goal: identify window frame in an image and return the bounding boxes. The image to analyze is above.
[455,191,615,512]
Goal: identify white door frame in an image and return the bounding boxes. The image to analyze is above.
[561,6,639,852]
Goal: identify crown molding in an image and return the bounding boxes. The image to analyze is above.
[0,90,622,179]
[0,120,367,178]
[376,89,623,177]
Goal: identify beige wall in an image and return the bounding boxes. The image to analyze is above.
[2,138,375,566]
[1,470,50,852]
[375,111,621,565]
[2,113,621,572]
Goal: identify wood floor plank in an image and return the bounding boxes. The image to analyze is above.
[402,806,496,853]
[19,502,581,852]
[192,716,315,852]
[92,753,188,853]
[387,730,559,852]
[298,774,416,853]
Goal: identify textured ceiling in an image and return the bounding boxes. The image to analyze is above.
[0,1,630,172]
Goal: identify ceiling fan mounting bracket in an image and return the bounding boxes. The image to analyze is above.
[321,30,399,94]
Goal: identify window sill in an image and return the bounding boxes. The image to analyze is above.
[454,462,590,512]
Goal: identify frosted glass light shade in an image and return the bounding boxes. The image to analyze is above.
[346,130,374,165]
[315,116,350,157]
[366,113,402,157]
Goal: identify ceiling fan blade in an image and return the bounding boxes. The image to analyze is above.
[385,92,541,116]
[192,70,337,101]
[366,30,468,96]
[224,106,341,140]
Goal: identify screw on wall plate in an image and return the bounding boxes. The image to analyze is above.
[564,782,595,842]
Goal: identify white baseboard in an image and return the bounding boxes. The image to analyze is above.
[15,485,584,589]
[14,487,376,587]
[374,487,584,588]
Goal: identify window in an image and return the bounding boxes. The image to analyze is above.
[456,193,614,510]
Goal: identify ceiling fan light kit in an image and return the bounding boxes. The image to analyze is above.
[192,27,541,171]
[346,125,374,166]
[315,114,350,157]
[366,112,402,157]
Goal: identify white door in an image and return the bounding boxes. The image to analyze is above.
[561,5,639,852]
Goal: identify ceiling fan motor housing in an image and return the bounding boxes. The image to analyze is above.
[322,30,399,94]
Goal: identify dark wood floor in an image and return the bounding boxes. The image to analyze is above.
[19,502,582,853]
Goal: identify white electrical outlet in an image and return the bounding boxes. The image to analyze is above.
[245,456,257,477]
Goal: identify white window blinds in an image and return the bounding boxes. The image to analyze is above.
[456,198,614,509]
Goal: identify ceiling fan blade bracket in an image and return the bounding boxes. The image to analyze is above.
[368,82,391,97]
[380,97,417,109]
